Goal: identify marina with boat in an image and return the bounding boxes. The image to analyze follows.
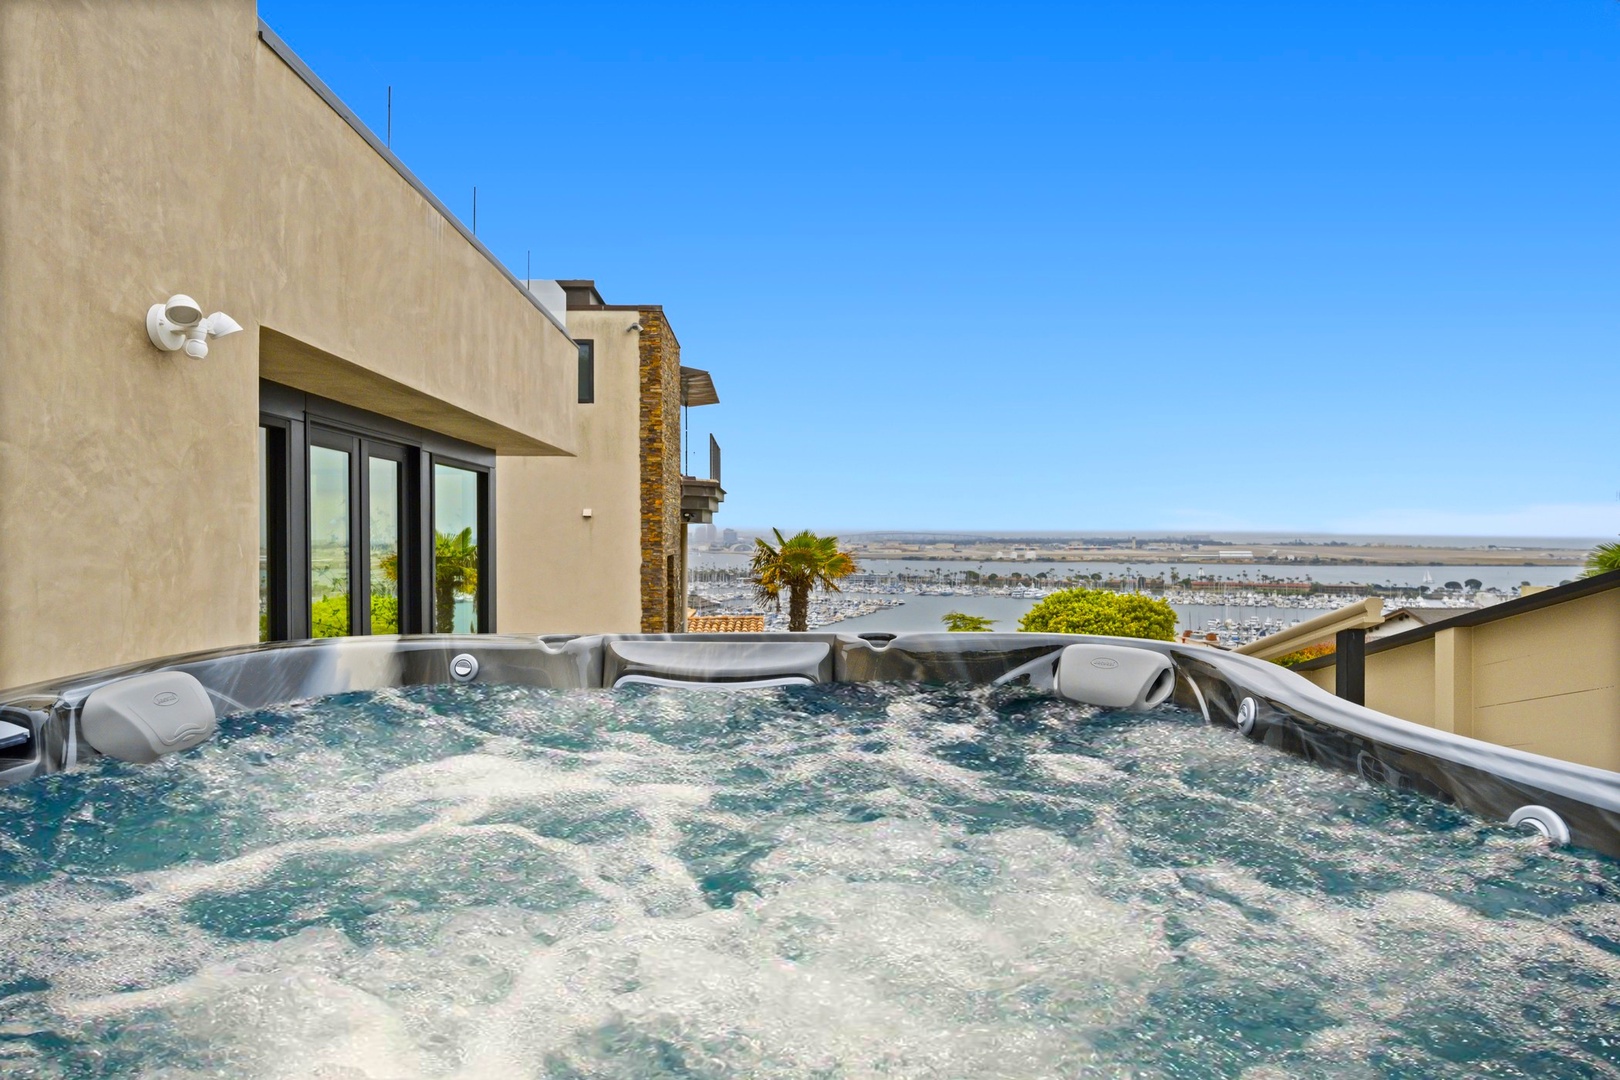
[687,559,1556,643]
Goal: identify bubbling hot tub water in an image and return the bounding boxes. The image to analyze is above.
[1,682,1618,1078]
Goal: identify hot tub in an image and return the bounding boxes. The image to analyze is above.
[2,633,1618,1076]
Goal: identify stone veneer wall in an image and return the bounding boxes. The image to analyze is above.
[637,309,685,632]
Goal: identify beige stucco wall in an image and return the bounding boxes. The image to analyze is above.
[497,311,644,634]
[1296,588,1620,771]
[0,1,264,689]
[0,1,578,687]
[251,43,576,455]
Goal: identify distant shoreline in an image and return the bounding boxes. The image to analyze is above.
[698,531,1595,568]
[836,550,1584,567]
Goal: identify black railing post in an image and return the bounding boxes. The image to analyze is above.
[709,435,721,484]
[1336,628,1366,705]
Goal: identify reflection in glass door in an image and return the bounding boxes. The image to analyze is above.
[433,463,483,633]
[368,456,402,634]
[308,443,351,637]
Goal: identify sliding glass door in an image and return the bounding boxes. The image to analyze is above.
[304,428,417,638]
[259,382,495,641]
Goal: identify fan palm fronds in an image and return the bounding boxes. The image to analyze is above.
[749,529,858,632]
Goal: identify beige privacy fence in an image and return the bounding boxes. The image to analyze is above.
[1248,574,1620,773]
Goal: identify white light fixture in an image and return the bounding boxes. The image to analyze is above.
[627,321,643,333]
[147,295,242,359]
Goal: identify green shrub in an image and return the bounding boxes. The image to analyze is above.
[311,595,350,638]
[1017,588,1176,640]
[371,593,399,634]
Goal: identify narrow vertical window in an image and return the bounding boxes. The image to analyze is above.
[309,444,352,636]
[368,456,402,634]
[666,554,678,631]
[258,420,290,642]
[433,463,482,633]
[577,339,595,404]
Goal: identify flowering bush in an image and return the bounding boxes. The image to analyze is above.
[1271,642,1335,667]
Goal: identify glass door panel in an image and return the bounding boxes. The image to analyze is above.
[309,444,352,636]
[368,456,402,634]
[432,463,482,633]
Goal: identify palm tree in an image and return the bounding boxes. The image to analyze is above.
[750,529,857,632]
[1585,538,1620,578]
[372,530,478,633]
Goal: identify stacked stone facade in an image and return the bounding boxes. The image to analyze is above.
[637,308,685,632]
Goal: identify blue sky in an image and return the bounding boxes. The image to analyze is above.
[261,0,1620,538]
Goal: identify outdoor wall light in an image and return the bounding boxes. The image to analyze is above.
[146,295,243,359]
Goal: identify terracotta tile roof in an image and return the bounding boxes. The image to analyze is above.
[687,614,766,633]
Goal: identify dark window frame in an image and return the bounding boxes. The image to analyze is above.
[306,425,362,637]
[257,418,300,641]
[429,454,494,634]
[665,553,678,632]
[577,339,595,404]
[364,441,414,636]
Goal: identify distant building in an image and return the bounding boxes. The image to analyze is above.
[1367,607,1467,641]
[722,528,739,546]
[508,279,725,635]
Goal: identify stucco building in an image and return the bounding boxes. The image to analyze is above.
[501,280,723,636]
[0,2,722,688]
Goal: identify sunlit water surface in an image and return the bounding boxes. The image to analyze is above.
[1,683,1618,1079]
